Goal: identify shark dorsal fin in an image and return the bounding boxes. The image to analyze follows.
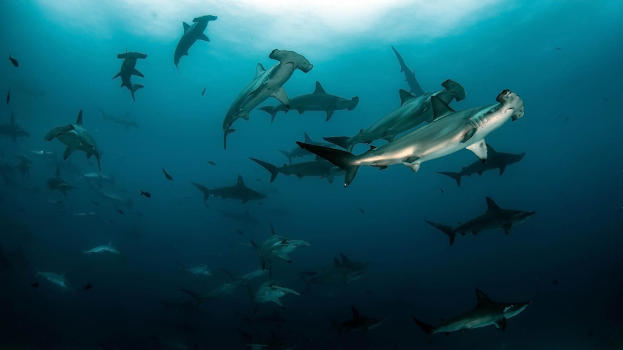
[76,110,84,125]
[431,95,454,119]
[351,306,360,320]
[313,81,326,94]
[399,89,415,105]
[486,197,501,212]
[237,175,245,187]
[183,22,190,33]
[304,132,313,143]
[333,257,340,267]
[476,289,493,305]
[270,223,276,235]
[255,63,266,78]
[340,253,350,264]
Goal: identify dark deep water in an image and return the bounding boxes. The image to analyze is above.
[1,1,623,349]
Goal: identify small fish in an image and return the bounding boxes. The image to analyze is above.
[207,160,216,166]
[552,279,559,285]
[162,168,173,181]
[83,282,93,291]
[235,228,244,235]
[91,200,100,207]
[31,282,39,288]
[5,90,9,104]
[140,190,151,198]
[117,209,125,215]
[201,87,206,96]
[439,187,445,193]
[9,56,19,67]
[73,211,96,216]
[358,208,365,214]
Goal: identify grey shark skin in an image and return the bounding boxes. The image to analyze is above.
[113,51,146,101]
[302,253,367,287]
[391,46,424,95]
[439,144,525,186]
[280,132,331,163]
[36,271,69,289]
[426,197,535,245]
[45,110,102,171]
[47,165,74,196]
[250,157,342,183]
[413,289,530,335]
[192,175,265,204]
[0,113,29,141]
[299,89,524,187]
[260,81,359,122]
[174,15,217,67]
[99,109,138,129]
[222,49,313,149]
[337,307,383,333]
[324,80,465,152]
[15,155,32,177]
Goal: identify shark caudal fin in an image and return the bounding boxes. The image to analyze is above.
[191,182,211,202]
[296,142,359,187]
[223,129,235,150]
[250,158,279,182]
[425,220,456,246]
[348,96,360,110]
[412,317,434,335]
[260,106,279,123]
[323,136,351,150]
[130,84,143,101]
[438,171,462,186]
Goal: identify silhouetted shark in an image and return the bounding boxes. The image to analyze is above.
[336,306,383,333]
[426,197,535,245]
[45,110,102,171]
[438,144,525,186]
[391,45,424,95]
[113,51,146,101]
[0,113,29,141]
[192,176,265,203]
[260,81,358,121]
[250,157,342,183]
[174,15,217,67]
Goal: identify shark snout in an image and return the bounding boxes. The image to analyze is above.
[496,89,524,121]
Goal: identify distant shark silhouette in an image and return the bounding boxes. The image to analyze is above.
[174,15,217,67]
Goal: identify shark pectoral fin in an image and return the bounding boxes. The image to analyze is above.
[499,165,507,175]
[495,318,507,331]
[272,87,289,106]
[273,299,283,307]
[183,22,190,33]
[461,127,476,143]
[112,72,120,79]
[325,109,334,121]
[503,223,512,235]
[466,139,487,160]
[403,158,421,173]
[131,68,144,77]
[198,33,210,42]
[63,147,74,160]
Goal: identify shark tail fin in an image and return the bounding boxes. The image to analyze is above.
[249,158,279,182]
[348,96,360,110]
[296,142,359,187]
[259,106,278,123]
[412,317,434,335]
[425,220,456,246]
[224,128,235,150]
[438,171,462,187]
[130,84,143,101]
[323,136,351,150]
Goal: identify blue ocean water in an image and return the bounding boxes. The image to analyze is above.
[1,1,622,349]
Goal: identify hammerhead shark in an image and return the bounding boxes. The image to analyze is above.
[192,175,265,204]
[260,81,359,122]
[426,197,535,245]
[113,51,147,101]
[438,144,525,186]
[0,113,29,141]
[391,46,424,95]
[222,49,313,149]
[412,289,530,334]
[250,157,342,183]
[46,165,74,196]
[280,132,331,163]
[298,89,524,187]
[324,79,465,152]
[336,306,383,333]
[99,109,138,129]
[45,110,102,171]
[251,224,310,270]
[174,15,217,67]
